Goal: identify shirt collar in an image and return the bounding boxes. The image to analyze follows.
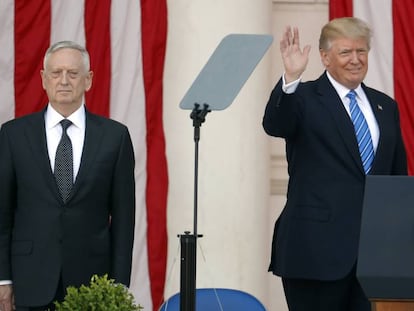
[45,102,86,130]
[326,71,363,101]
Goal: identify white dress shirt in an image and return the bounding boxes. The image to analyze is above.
[282,72,380,152]
[45,103,86,181]
[326,72,379,152]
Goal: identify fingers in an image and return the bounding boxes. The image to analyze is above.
[280,26,301,52]
[282,26,298,45]
[0,285,14,311]
[0,301,14,311]
[303,44,311,57]
[280,28,289,54]
[280,26,290,51]
[292,27,300,46]
[285,25,293,45]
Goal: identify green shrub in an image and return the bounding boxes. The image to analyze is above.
[54,274,143,311]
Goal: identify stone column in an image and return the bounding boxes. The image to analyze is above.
[163,0,273,308]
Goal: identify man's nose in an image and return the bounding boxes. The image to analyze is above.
[350,51,360,63]
[59,72,69,84]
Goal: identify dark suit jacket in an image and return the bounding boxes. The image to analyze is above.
[263,72,407,281]
[0,107,136,307]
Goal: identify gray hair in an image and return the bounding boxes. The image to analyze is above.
[43,40,90,71]
[319,17,372,51]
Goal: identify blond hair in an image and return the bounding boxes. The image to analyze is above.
[319,17,372,51]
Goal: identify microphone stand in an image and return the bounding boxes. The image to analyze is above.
[179,103,210,311]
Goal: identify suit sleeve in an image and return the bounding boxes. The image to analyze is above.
[110,126,136,286]
[263,78,302,139]
[392,103,408,174]
[0,124,15,281]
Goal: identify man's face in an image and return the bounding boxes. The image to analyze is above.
[41,48,92,110]
[320,37,369,89]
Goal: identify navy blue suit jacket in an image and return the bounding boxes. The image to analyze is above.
[263,72,407,280]
[0,107,136,307]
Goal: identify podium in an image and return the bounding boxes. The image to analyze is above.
[357,176,414,311]
[372,302,414,311]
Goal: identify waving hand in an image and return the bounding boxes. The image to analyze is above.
[280,26,311,83]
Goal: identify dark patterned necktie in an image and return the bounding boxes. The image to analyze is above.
[347,90,375,174]
[54,119,73,202]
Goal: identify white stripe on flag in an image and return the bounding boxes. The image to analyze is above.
[110,1,152,310]
[1,1,154,308]
[50,0,85,45]
[0,0,15,124]
[353,0,394,97]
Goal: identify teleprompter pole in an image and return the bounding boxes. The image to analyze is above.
[179,103,210,311]
[176,34,272,311]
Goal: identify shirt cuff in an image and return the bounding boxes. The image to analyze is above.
[282,73,301,94]
[0,280,12,285]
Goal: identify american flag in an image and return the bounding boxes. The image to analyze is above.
[0,1,168,310]
[330,0,414,174]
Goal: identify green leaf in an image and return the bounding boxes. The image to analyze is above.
[54,274,143,311]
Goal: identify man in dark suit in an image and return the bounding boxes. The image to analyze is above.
[0,41,136,311]
[263,17,407,310]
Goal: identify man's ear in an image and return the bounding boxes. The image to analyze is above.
[40,70,46,90]
[320,49,330,67]
[85,71,93,91]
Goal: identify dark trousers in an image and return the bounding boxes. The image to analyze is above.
[281,267,371,311]
[16,303,57,311]
[16,276,65,311]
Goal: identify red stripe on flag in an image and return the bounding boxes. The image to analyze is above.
[393,1,414,174]
[141,0,168,309]
[329,0,352,19]
[14,0,50,117]
[84,0,111,118]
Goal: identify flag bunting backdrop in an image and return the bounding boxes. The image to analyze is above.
[0,0,168,310]
[329,0,414,174]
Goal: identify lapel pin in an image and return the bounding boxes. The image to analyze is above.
[377,104,383,110]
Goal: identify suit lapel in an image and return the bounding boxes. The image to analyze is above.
[69,111,104,199]
[362,85,386,172]
[24,109,62,199]
[316,73,364,174]
[22,108,105,203]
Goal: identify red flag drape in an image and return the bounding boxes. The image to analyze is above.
[141,0,169,308]
[392,1,414,174]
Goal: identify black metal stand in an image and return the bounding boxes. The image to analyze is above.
[179,103,210,311]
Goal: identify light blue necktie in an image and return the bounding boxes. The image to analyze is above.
[347,90,374,174]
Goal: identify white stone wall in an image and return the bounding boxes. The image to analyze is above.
[164,1,328,309]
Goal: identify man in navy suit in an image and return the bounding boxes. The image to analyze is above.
[263,17,407,310]
[0,41,136,311]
